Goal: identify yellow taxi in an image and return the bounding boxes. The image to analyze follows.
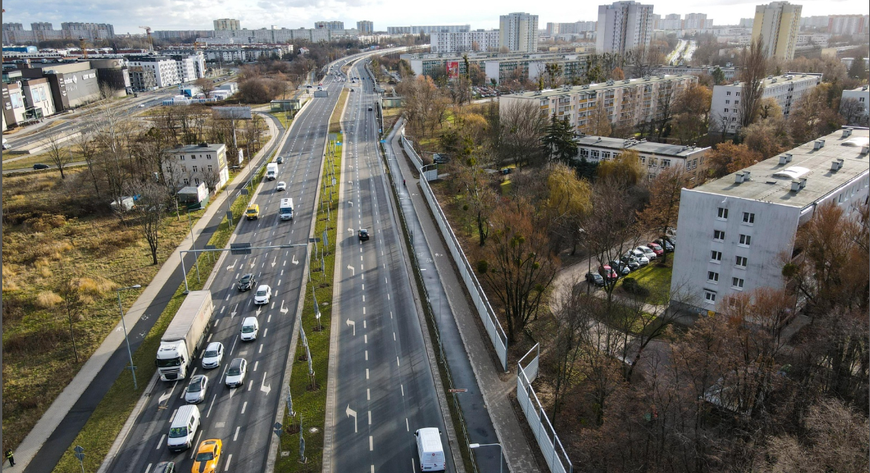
[245,204,260,220]
[191,439,222,473]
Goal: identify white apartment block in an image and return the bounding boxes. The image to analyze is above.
[170,53,205,83]
[596,1,655,55]
[684,13,709,30]
[162,143,229,192]
[670,128,870,314]
[653,65,739,81]
[499,12,539,53]
[430,30,500,54]
[210,27,355,44]
[127,56,181,88]
[545,21,597,36]
[574,135,710,182]
[213,18,240,31]
[827,15,867,35]
[752,1,802,60]
[710,73,821,134]
[841,85,869,123]
[357,21,374,35]
[658,14,682,30]
[401,52,591,85]
[500,74,697,135]
[387,25,470,35]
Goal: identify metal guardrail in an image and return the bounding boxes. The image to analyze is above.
[517,344,573,473]
[400,132,509,372]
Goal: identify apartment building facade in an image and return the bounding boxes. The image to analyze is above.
[752,1,802,60]
[401,52,591,85]
[596,1,655,55]
[213,19,240,31]
[387,25,470,35]
[574,135,710,182]
[357,21,374,35]
[127,56,181,89]
[670,128,870,314]
[710,72,821,134]
[499,12,539,53]
[429,30,500,54]
[499,74,697,135]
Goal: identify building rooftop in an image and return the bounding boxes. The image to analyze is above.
[505,75,694,99]
[722,72,821,88]
[166,143,226,153]
[692,128,869,209]
[575,135,709,157]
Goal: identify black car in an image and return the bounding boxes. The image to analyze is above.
[358,228,369,241]
[585,272,605,287]
[654,238,674,252]
[32,163,50,170]
[237,273,256,291]
[276,156,284,164]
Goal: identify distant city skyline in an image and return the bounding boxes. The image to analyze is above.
[3,0,867,37]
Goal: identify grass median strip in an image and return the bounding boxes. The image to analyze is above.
[53,165,269,472]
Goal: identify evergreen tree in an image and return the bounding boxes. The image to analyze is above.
[541,115,578,165]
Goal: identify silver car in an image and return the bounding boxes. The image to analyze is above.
[225,358,247,388]
[184,375,208,404]
[201,342,224,369]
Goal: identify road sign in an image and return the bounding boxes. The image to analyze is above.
[73,445,85,461]
[322,231,329,247]
[448,388,468,393]
[230,243,252,255]
[308,237,321,243]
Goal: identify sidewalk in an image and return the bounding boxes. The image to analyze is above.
[385,119,539,472]
[9,112,284,473]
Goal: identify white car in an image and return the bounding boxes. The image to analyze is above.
[253,284,271,305]
[635,246,657,260]
[184,375,208,404]
[276,181,286,191]
[240,317,259,341]
[630,250,650,266]
[201,342,224,369]
[225,358,247,388]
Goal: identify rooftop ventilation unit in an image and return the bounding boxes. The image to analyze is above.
[800,177,807,189]
[830,158,845,171]
[743,171,751,181]
[843,128,853,138]
[814,139,825,150]
[735,172,745,183]
[862,145,869,155]
[790,180,801,192]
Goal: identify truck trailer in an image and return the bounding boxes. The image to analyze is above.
[156,290,214,381]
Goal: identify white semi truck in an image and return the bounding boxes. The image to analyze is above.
[266,163,278,180]
[156,290,214,381]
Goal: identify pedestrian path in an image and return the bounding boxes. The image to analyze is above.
[384,119,539,472]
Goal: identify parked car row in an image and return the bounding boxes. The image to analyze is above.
[586,238,677,288]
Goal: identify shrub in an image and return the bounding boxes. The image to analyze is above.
[622,277,650,297]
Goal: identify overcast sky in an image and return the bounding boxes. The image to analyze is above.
[3,0,868,36]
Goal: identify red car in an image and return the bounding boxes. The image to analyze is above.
[600,265,618,280]
[647,242,664,256]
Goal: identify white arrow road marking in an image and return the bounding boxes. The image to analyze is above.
[349,201,354,206]
[292,254,298,265]
[260,372,271,394]
[158,382,177,407]
[280,300,289,315]
[346,319,355,336]
[231,303,238,317]
[271,256,277,268]
[348,228,355,235]
[226,259,237,271]
[346,405,358,433]
[250,261,256,268]
[347,265,355,276]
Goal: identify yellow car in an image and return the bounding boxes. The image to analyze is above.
[245,204,260,220]
[191,439,222,473]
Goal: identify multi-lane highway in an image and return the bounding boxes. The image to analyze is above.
[107,65,347,473]
[326,61,454,472]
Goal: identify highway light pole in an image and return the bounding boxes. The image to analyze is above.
[469,443,503,473]
[117,284,142,390]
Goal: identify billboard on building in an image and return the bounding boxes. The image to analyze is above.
[446,61,459,79]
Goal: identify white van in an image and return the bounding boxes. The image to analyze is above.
[279,198,294,221]
[415,428,446,471]
[167,404,201,452]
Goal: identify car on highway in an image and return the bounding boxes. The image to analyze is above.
[191,439,222,473]
[240,317,259,342]
[225,358,247,388]
[358,228,369,241]
[32,163,50,170]
[253,284,272,305]
[245,204,260,220]
[276,156,284,164]
[152,462,175,473]
[585,272,605,287]
[184,375,208,404]
[237,273,256,291]
[201,342,224,369]
[276,181,287,191]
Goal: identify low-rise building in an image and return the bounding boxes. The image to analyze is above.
[162,143,229,193]
[429,30,500,54]
[500,74,697,135]
[574,135,709,182]
[21,77,55,120]
[840,85,869,125]
[670,128,870,314]
[19,61,101,111]
[710,72,822,135]
[127,55,181,89]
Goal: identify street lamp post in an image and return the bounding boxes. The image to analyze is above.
[117,284,142,390]
[469,443,503,473]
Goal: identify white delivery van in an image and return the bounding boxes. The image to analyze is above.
[167,404,201,452]
[266,163,278,180]
[415,428,446,471]
[279,198,294,221]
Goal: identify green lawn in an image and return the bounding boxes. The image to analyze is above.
[619,260,673,305]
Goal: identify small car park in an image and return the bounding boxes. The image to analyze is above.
[240,317,259,341]
[358,228,369,241]
[253,284,271,305]
[586,272,605,287]
[191,439,222,473]
[184,375,208,404]
[201,342,224,369]
[225,358,247,388]
[276,181,287,191]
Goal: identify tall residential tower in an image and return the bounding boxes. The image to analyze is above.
[752,2,802,60]
[596,1,655,55]
[499,12,539,53]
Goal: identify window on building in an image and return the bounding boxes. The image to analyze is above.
[191,154,196,160]
[717,207,728,219]
[731,277,744,289]
[708,271,719,282]
[579,148,589,158]
[739,234,751,246]
[179,155,185,161]
[726,91,732,96]
[207,154,213,159]
[734,100,739,105]
[207,165,213,172]
[711,250,722,262]
[183,178,190,185]
[704,290,717,303]
[714,230,725,241]
[725,99,730,104]
[640,156,646,164]
[662,159,671,168]
[194,178,200,185]
[724,108,729,113]
[742,212,755,224]
[735,255,747,267]
[591,150,600,159]
[736,91,740,96]
[602,152,611,160]
[192,165,198,172]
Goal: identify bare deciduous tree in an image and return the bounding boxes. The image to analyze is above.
[739,35,768,130]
